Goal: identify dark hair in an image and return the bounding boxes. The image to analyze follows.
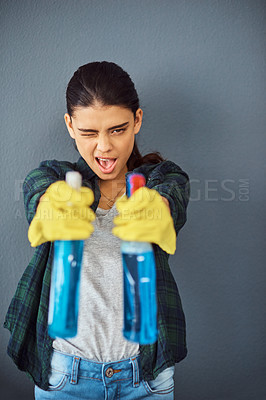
[66,61,165,170]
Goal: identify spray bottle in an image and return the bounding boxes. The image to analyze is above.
[48,171,84,338]
[121,173,158,344]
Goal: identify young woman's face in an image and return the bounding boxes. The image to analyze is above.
[64,104,143,182]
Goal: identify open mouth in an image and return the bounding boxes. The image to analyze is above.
[95,157,117,172]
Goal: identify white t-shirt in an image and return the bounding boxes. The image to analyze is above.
[52,195,139,362]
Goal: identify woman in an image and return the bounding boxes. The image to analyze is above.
[4,61,190,399]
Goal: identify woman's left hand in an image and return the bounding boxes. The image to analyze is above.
[112,187,176,254]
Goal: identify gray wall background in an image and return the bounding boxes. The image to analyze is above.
[1,1,265,399]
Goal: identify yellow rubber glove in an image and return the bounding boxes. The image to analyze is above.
[112,187,176,255]
[28,181,95,247]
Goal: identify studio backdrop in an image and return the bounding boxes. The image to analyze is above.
[1,1,265,399]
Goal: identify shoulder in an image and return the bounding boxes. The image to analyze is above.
[24,157,95,185]
[39,159,78,175]
[22,159,77,189]
[150,160,188,175]
[134,160,189,184]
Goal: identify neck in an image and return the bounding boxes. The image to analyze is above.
[98,178,126,198]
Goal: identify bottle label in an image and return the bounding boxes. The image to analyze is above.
[122,251,158,344]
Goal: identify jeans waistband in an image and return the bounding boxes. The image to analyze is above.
[50,350,142,388]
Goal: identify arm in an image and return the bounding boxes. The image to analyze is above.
[161,196,170,213]
[23,160,75,224]
[23,166,60,225]
[113,161,190,255]
[147,160,190,235]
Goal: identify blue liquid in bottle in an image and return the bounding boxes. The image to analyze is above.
[48,171,84,339]
[121,173,158,344]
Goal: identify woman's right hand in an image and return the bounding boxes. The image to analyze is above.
[28,181,95,247]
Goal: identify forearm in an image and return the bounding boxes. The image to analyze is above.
[23,164,61,224]
[161,196,170,213]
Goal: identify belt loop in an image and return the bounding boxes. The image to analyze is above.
[130,357,140,388]
[70,356,80,385]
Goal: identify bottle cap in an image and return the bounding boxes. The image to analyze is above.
[65,171,82,190]
[126,173,146,197]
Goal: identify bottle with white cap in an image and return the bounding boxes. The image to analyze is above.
[48,171,84,339]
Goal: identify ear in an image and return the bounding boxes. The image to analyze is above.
[64,113,75,139]
[134,108,143,135]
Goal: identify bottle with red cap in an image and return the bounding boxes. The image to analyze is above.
[121,173,158,344]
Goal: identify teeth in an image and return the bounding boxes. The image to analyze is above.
[97,157,116,169]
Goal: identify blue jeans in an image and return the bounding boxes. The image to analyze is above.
[35,350,175,399]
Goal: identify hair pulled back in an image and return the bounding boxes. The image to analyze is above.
[66,61,165,170]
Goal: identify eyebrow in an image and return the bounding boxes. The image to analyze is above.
[77,121,129,133]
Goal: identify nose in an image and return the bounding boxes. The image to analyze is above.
[96,134,113,153]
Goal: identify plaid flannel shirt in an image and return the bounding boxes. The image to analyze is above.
[4,157,190,390]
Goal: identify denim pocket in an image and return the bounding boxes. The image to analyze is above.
[47,368,68,391]
[142,379,174,396]
[142,366,175,395]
